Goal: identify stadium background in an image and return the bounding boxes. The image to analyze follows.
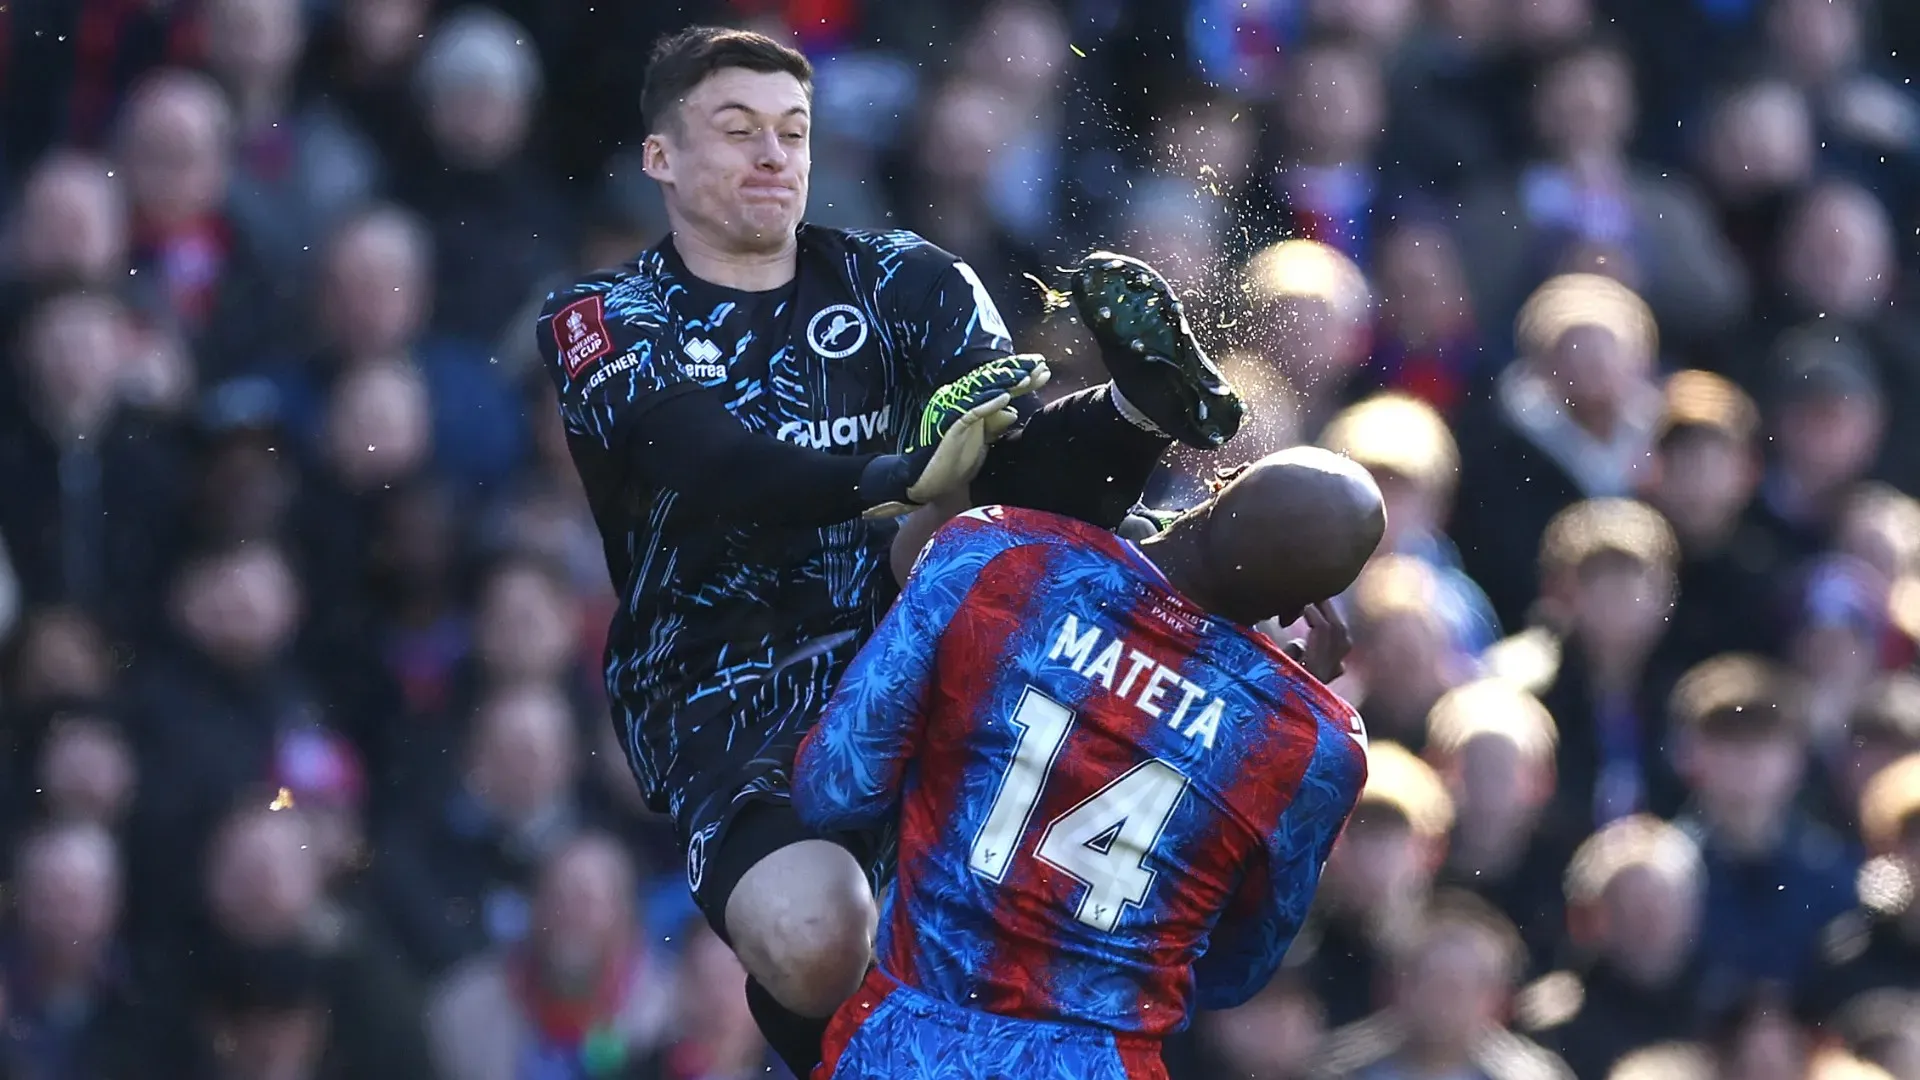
[3,0,1920,1077]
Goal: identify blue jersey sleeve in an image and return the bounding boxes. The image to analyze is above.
[794,507,1027,832]
[536,271,689,450]
[1192,727,1368,1010]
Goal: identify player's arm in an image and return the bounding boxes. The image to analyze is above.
[1191,727,1369,1010]
[538,278,1022,525]
[793,508,1020,831]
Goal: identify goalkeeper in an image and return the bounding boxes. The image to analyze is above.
[536,26,1245,1080]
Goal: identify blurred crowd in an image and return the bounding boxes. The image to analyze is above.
[2,0,1920,1078]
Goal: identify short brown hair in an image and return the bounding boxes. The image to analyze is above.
[1860,752,1920,854]
[1356,741,1455,841]
[1607,1044,1716,1080]
[1426,678,1558,764]
[1539,498,1679,582]
[1515,272,1657,368]
[1563,814,1703,908]
[1668,653,1799,742]
[642,26,813,136]
[1319,393,1460,497]
[1349,556,1446,633]
[1657,369,1759,449]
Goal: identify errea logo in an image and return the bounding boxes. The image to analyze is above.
[682,338,726,381]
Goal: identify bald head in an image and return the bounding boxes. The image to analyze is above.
[1178,447,1385,624]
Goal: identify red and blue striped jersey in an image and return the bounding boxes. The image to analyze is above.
[793,505,1369,1037]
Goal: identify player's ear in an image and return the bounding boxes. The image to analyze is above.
[642,133,672,183]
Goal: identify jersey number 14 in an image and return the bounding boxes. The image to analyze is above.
[969,687,1191,932]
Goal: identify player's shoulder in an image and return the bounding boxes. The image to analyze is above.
[1234,630,1365,749]
[539,255,669,327]
[937,505,1122,556]
[537,256,673,375]
[809,224,954,261]
[809,224,962,282]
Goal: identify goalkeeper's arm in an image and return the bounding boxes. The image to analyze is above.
[623,356,1042,526]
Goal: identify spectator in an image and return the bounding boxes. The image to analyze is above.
[1290,741,1453,1028]
[1787,554,1892,749]
[302,0,435,171]
[0,822,146,1079]
[958,0,1071,252]
[1639,370,1778,683]
[1319,391,1501,651]
[398,7,569,350]
[1257,40,1392,267]
[35,709,138,832]
[1508,499,1682,831]
[274,204,531,493]
[1455,38,1748,350]
[1522,815,1713,1079]
[1694,78,1818,291]
[186,388,301,548]
[1181,973,1328,1080]
[0,607,114,724]
[426,832,672,1080]
[1341,558,1477,750]
[1669,654,1860,991]
[1751,327,1888,566]
[1808,674,1920,836]
[1713,988,1813,1080]
[365,480,471,724]
[638,919,780,1079]
[0,289,190,640]
[1834,484,1920,601]
[381,546,588,798]
[1763,0,1920,237]
[1605,1042,1716,1080]
[114,69,285,378]
[1827,990,1920,1080]
[1758,182,1920,493]
[1451,274,1664,629]
[270,726,372,891]
[1307,892,1573,1080]
[1375,0,1510,194]
[182,802,436,1078]
[1799,752,1920,1023]
[375,681,586,976]
[1240,238,1374,437]
[122,540,333,942]
[894,76,1049,336]
[1358,221,1487,415]
[204,0,380,275]
[0,151,128,316]
[1425,678,1573,976]
[472,552,587,696]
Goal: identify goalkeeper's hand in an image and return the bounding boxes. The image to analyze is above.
[858,355,1051,519]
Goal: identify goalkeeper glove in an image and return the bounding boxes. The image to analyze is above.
[858,355,1051,519]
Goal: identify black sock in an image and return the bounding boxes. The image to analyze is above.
[972,385,1171,530]
[745,976,831,1078]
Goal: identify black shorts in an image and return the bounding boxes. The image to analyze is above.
[653,632,896,944]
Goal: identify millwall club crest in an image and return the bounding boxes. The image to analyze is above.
[807,304,869,359]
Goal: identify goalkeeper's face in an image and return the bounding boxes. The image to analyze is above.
[646,67,812,255]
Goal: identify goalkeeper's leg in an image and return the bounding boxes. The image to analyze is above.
[971,250,1243,530]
